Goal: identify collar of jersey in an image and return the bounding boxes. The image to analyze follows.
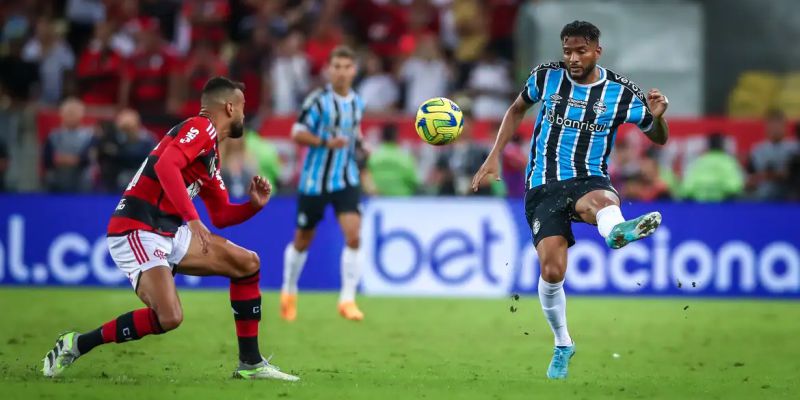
[564,65,607,88]
[326,84,355,101]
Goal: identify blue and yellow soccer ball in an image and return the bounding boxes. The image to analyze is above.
[414,97,464,146]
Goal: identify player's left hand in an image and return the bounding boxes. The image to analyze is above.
[646,88,669,118]
[248,176,272,209]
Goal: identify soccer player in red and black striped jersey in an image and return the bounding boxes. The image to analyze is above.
[42,77,299,381]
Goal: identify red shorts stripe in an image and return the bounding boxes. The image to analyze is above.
[134,231,150,262]
[127,233,144,264]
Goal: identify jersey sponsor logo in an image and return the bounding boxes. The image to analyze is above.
[179,127,201,144]
[593,100,607,115]
[544,108,607,132]
[549,93,562,105]
[534,61,561,71]
[214,169,226,190]
[612,73,646,101]
[187,180,202,199]
[567,98,587,109]
[153,248,167,260]
[116,199,127,211]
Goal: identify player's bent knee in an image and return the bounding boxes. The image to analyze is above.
[156,306,183,331]
[245,251,260,274]
[231,250,260,278]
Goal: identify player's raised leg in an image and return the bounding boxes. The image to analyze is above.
[280,228,313,321]
[178,233,298,381]
[43,263,179,377]
[536,236,576,379]
[337,211,363,321]
[575,190,662,249]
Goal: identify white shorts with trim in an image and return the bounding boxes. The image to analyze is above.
[107,225,192,291]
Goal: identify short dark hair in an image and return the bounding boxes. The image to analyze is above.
[708,132,726,151]
[560,20,601,43]
[382,124,398,143]
[201,77,244,107]
[329,45,356,61]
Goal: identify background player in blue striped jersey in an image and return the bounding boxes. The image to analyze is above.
[472,21,670,379]
[280,46,367,322]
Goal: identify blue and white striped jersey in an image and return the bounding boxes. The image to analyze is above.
[294,85,365,195]
[522,61,654,189]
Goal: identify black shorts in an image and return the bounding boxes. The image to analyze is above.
[524,176,618,248]
[297,186,361,229]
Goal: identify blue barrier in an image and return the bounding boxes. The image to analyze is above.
[0,194,798,298]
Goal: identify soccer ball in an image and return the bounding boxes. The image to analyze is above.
[414,97,464,145]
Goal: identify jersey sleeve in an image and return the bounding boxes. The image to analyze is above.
[293,90,323,136]
[198,169,259,228]
[170,118,215,162]
[627,94,655,132]
[154,121,214,222]
[521,66,548,104]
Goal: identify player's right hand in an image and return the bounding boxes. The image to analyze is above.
[187,219,212,254]
[326,137,349,149]
[471,155,501,192]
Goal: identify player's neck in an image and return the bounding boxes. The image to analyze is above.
[331,84,351,97]
[574,67,601,85]
[198,110,225,141]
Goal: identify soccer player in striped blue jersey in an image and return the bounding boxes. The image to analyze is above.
[280,46,367,322]
[472,21,670,380]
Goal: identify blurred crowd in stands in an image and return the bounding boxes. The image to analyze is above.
[0,0,798,202]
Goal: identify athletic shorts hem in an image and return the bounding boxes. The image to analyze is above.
[525,176,616,248]
[107,225,192,290]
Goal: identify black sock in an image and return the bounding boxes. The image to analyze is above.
[237,337,262,365]
[76,328,104,355]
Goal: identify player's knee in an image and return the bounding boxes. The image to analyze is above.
[294,230,314,251]
[540,261,566,283]
[345,235,360,249]
[233,250,260,278]
[293,240,310,252]
[157,306,183,331]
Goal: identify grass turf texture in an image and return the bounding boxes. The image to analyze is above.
[1,288,798,399]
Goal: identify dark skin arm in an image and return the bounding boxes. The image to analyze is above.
[644,88,669,145]
[472,94,532,191]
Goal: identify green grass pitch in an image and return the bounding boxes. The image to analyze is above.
[1,288,798,399]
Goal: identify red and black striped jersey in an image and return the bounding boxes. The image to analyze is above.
[107,116,222,237]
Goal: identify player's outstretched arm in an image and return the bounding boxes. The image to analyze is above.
[200,175,269,229]
[644,88,670,145]
[472,94,532,192]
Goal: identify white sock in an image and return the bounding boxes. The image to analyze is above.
[596,205,625,238]
[339,246,360,303]
[538,277,572,347]
[282,244,308,294]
